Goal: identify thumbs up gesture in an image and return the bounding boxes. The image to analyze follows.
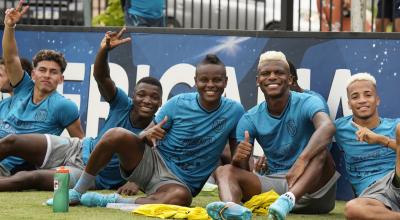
[232,131,253,163]
[140,116,168,147]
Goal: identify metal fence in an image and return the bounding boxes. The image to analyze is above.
[0,0,398,32]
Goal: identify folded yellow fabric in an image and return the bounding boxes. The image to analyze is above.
[133,204,210,220]
[243,190,279,215]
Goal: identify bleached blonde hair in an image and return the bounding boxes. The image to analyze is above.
[258,51,289,69]
[346,72,376,89]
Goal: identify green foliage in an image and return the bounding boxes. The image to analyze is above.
[92,0,124,26]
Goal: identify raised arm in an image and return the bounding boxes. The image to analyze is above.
[2,0,29,86]
[93,28,131,101]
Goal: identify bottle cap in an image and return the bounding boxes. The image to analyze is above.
[56,166,70,173]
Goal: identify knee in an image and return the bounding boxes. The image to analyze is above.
[344,199,362,220]
[0,134,18,153]
[167,187,192,206]
[99,128,139,149]
[214,164,238,182]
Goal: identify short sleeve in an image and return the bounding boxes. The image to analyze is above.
[109,87,131,110]
[55,98,80,127]
[302,95,327,121]
[13,72,33,97]
[154,95,178,130]
[236,114,257,144]
[228,103,245,139]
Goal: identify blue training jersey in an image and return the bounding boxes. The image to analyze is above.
[335,116,398,196]
[0,72,79,171]
[128,0,164,19]
[81,88,143,189]
[304,89,330,114]
[154,92,244,196]
[236,91,327,174]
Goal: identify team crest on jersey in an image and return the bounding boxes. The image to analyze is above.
[35,109,48,122]
[286,119,297,137]
[212,117,227,133]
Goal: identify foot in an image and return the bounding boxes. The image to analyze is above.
[80,192,120,207]
[46,189,82,206]
[206,201,252,220]
[268,194,295,220]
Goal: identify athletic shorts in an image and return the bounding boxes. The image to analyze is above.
[258,171,341,214]
[41,134,85,187]
[360,170,400,211]
[377,0,400,19]
[120,145,190,195]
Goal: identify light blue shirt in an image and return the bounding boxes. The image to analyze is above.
[304,89,330,114]
[128,0,164,19]
[82,88,143,189]
[0,73,79,171]
[236,91,327,174]
[155,92,244,196]
[335,116,398,196]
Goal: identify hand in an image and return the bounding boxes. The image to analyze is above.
[100,27,131,51]
[254,155,267,174]
[352,121,381,145]
[286,157,307,188]
[4,0,29,28]
[140,116,168,147]
[117,181,139,196]
[232,131,253,163]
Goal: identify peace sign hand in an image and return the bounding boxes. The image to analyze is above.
[352,121,380,145]
[100,27,131,51]
[4,0,29,28]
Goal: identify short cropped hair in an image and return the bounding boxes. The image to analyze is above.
[196,54,225,74]
[20,58,33,76]
[32,50,67,73]
[346,72,376,90]
[136,76,163,95]
[258,51,289,69]
[288,60,297,81]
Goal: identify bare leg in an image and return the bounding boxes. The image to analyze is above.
[289,150,335,199]
[375,18,390,32]
[135,184,192,206]
[0,169,55,191]
[395,18,400,32]
[214,164,262,203]
[0,134,47,166]
[84,128,145,176]
[345,198,400,220]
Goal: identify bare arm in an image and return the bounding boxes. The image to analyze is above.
[93,28,131,101]
[65,119,84,139]
[2,1,29,86]
[298,112,335,163]
[353,121,397,151]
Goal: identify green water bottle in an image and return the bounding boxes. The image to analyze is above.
[53,166,69,212]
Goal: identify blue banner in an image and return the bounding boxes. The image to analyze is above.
[1,28,400,200]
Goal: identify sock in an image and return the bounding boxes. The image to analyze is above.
[393,173,400,188]
[116,196,138,204]
[73,171,96,194]
[282,192,296,206]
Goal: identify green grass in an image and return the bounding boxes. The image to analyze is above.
[0,190,346,219]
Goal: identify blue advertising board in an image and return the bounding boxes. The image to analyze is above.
[1,26,400,200]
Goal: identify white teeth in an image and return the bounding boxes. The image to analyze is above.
[267,84,279,88]
[359,106,369,110]
[206,91,216,95]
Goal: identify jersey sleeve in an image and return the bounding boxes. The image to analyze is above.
[229,103,245,139]
[154,95,178,130]
[13,72,33,97]
[108,87,131,111]
[302,95,327,121]
[55,97,80,127]
[236,114,257,144]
